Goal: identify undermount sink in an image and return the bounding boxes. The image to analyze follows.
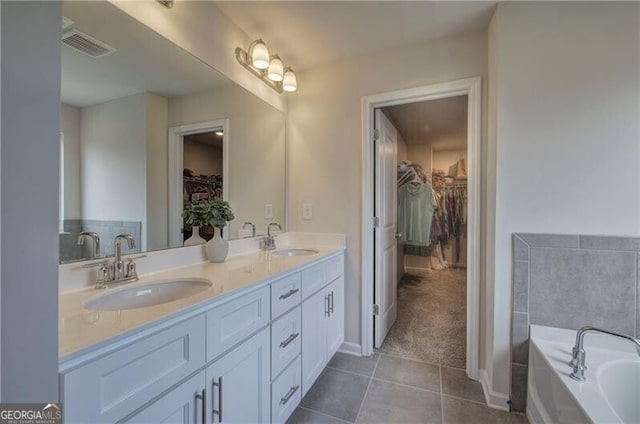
[84,278,212,311]
[272,248,319,257]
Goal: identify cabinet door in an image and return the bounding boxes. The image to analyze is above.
[326,277,345,359]
[301,289,328,396]
[124,371,206,424]
[206,327,271,424]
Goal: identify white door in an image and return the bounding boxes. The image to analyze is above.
[374,110,398,348]
[206,327,271,424]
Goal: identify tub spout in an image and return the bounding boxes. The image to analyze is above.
[570,326,640,382]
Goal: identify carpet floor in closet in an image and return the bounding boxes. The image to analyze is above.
[377,268,467,369]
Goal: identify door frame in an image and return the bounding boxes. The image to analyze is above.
[361,77,481,380]
[168,119,230,247]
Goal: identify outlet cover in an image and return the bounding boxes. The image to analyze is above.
[303,203,313,220]
[264,204,273,219]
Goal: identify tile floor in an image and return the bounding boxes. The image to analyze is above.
[287,352,527,424]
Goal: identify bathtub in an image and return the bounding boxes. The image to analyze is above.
[527,325,640,424]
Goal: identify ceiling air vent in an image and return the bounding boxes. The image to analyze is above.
[62,29,115,58]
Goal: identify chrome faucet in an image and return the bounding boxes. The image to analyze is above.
[259,223,282,251]
[95,234,138,289]
[570,326,640,381]
[243,222,256,237]
[77,231,100,259]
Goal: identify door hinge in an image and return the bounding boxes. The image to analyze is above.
[373,129,380,141]
[373,304,380,316]
[373,217,380,228]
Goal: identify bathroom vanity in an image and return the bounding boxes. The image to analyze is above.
[58,238,345,424]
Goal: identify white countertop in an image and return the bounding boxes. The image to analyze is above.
[59,243,344,364]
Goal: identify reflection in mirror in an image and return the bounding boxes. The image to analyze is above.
[59,1,286,264]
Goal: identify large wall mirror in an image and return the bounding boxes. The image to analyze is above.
[59,1,286,264]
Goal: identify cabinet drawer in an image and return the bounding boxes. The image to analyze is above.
[271,273,301,319]
[301,262,326,299]
[325,253,344,283]
[271,306,302,378]
[271,356,302,424]
[206,286,270,361]
[61,315,205,424]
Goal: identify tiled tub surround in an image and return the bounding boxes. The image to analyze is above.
[510,233,640,413]
[59,232,345,359]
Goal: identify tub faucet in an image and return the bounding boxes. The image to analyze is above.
[570,326,640,382]
[77,231,100,259]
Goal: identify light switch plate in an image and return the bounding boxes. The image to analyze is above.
[264,204,273,219]
[303,203,313,220]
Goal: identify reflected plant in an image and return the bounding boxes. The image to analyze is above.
[182,199,235,229]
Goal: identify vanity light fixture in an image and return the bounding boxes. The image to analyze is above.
[215,131,224,136]
[236,39,297,93]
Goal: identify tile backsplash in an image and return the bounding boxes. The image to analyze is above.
[510,233,640,412]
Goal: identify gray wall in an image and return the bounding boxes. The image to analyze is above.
[510,233,640,412]
[1,1,61,401]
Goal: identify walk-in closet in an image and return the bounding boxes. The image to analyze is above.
[377,95,469,370]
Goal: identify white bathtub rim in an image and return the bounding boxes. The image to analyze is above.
[530,325,639,424]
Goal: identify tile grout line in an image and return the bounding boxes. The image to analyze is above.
[353,353,381,423]
[325,365,375,379]
[297,406,352,424]
[376,351,465,371]
[370,376,442,396]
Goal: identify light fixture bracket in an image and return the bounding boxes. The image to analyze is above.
[235,47,283,93]
[157,0,174,8]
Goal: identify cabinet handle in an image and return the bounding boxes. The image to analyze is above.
[329,291,334,315]
[212,377,223,423]
[195,388,205,424]
[280,332,300,348]
[279,288,299,300]
[324,295,330,317]
[280,385,300,405]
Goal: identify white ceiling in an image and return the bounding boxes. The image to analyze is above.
[62,1,229,107]
[383,95,467,150]
[215,1,497,72]
[185,132,224,148]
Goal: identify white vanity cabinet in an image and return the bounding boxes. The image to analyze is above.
[124,371,206,424]
[60,250,344,424]
[301,268,345,396]
[206,327,271,424]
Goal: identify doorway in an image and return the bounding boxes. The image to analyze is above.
[361,78,481,380]
[168,120,229,248]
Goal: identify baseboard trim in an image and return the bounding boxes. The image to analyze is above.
[479,369,510,411]
[338,342,362,356]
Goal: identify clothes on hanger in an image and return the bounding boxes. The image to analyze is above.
[397,182,438,247]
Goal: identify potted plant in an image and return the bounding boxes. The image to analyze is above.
[182,201,211,247]
[182,199,235,262]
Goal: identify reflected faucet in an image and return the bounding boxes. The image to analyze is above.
[570,326,640,382]
[77,231,100,259]
[243,222,256,237]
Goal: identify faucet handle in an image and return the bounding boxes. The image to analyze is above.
[125,258,138,279]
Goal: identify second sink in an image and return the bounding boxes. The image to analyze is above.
[84,278,212,311]
[272,248,319,257]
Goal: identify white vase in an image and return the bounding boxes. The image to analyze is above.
[206,228,229,263]
[184,226,206,246]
